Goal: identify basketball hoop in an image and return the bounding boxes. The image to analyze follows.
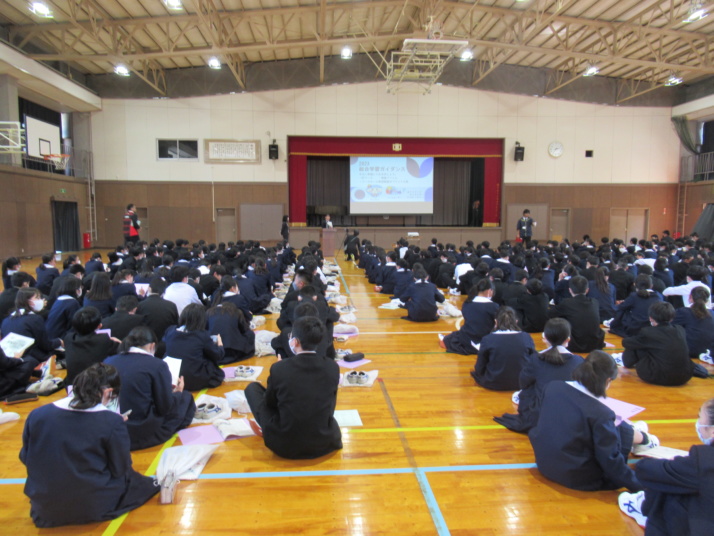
[43,154,70,170]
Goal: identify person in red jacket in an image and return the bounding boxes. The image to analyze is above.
[123,204,141,245]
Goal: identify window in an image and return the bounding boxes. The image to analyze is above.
[157,139,199,160]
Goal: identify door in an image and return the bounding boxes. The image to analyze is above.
[240,204,285,241]
[51,200,80,251]
[215,208,236,244]
[550,208,570,242]
[136,207,149,239]
[609,208,649,243]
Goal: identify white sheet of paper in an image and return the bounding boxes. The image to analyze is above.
[135,283,149,296]
[334,409,363,427]
[0,332,35,357]
[163,356,183,386]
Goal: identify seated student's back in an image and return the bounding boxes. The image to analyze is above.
[64,306,120,385]
[548,276,605,354]
[673,286,714,358]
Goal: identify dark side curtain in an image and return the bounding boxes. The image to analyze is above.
[52,201,80,251]
[306,157,482,226]
[692,203,714,242]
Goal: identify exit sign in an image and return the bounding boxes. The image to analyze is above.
[60,188,66,194]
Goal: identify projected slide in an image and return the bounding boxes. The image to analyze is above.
[349,156,434,215]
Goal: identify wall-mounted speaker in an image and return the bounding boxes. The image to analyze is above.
[514,142,525,162]
[268,144,279,160]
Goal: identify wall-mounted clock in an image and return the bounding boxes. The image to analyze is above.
[548,141,564,158]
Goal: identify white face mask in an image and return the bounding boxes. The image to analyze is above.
[30,299,44,312]
[288,337,298,355]
[695,422,714,445]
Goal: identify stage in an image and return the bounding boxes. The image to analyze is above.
[288,226,504,251]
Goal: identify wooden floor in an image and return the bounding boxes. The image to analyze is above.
[1,252,712,535]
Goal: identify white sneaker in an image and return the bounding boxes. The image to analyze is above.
[631,420,660,455]
[700,350,714,365]
[511,390,521,405]
[612,353,624,367]
[619,491,647,527]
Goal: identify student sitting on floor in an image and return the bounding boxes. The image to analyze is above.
[35,253,60,296]
[529,351,656,492]
[1,288,62,362]
[83,272,115,318]
[163,303,225,391]
[621,301,694,387]
[207,302,255,364]
[547,276,605,354]
[245,316,342,459]
[494,318,584,433]
[673,286,714,358]
[507,278,549,333]
[618,397,714,535]
[64,306,121,385]
[609,274,662,338]
[20,363,159,527]
[400,266,445,322]
[0,345,39,400]
[45,275,82,341]
[105,327,196,450]
[441,278,499,354]
[471,306,536,391]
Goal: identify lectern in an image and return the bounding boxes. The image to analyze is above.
[321,228,336,255]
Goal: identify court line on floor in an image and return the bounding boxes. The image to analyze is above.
[379,378,451,536]
[100,390,206,536]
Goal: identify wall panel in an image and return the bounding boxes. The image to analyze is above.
[94,181,289,247]
[0,165,89,258]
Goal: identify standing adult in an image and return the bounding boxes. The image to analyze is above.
[321,214,333,229]
[280,215,290,241]
[516,209,536,247]
[123,204,141,245]
[470,200,482,227]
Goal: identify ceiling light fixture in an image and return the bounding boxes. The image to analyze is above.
[684,0,708,22]
[29,2,53,18]
[582,64,599,77]
[208,57,222,69]
[460,49,474,61]
[665,73,683,86]
[341,46,353,59]
[114,64,130,77]
[163,0,183,10]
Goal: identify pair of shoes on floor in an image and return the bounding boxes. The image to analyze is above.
[618,490,647,527]
[700,350,714,365]
[631,421,660,455]
[195,402,221,420]
[346,371,369,385]
[611,353,624,367]
[234,365,255,378]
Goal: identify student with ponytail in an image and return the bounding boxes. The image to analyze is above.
[20,363,158,527]
[673,286,714,358]
[529,351,655,492]
[495,318,584,433]
[587,266,617,322]
[105,326,195,450]
[471,306,536,391]
[211,275,253,322]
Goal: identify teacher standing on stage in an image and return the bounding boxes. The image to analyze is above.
[516,209,536,246]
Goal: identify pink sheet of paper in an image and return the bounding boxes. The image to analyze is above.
[223,367,236,379]
[601,397,645,425]
[336,359,372,369]
[604,341,615,348]
[178,425,224,446]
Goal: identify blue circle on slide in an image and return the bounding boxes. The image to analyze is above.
[424,187,433,202]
